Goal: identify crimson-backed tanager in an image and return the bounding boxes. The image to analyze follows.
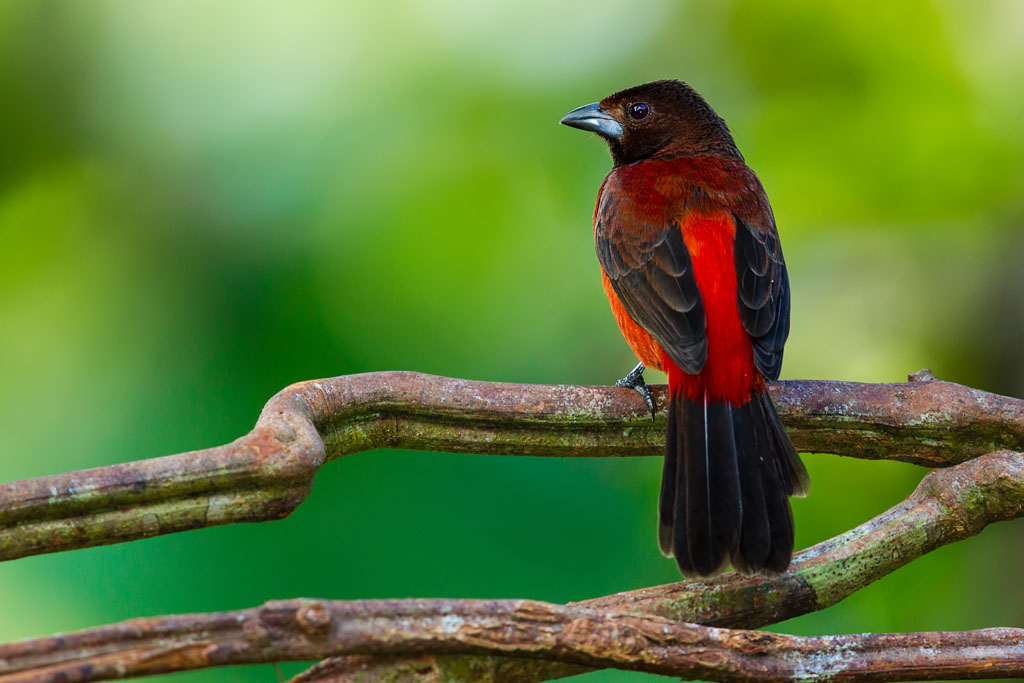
[561,80,809,576]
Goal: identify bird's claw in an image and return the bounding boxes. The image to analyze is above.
[615,362,656,420]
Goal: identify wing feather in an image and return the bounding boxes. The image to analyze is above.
[595,192,707,375]
[734,214,791,380]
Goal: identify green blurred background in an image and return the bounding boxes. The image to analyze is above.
[2,1,1023,681]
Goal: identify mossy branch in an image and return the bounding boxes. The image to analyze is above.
[1,451,1021,683]
[1,371,1022,681]
[290,449,1024,682]
[285,627,1024,683]
[2,371,1023,562]
[4,606,1022,683]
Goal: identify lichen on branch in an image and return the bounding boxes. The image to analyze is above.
[2,372,1022,562]
[1,451,1021,683]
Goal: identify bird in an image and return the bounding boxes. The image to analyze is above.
[560,80,809,576]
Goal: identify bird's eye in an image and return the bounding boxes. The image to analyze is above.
[627,102,650,120]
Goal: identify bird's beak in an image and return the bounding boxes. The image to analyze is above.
[559,102,623,140]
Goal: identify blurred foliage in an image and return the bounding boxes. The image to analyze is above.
[1,1,1023,682]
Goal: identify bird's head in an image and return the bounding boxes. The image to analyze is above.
[560,79,741,166]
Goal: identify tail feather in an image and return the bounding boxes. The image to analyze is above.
[657,405,679,558]
[731,401,770,573]
[760,391,810,498]
[663,400,696,572]
[762,460,796,574]
[659,389,808,576]
[684,396,741,575]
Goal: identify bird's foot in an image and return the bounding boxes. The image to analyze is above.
[615,362,656,420]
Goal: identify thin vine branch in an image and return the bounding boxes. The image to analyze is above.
[1,372,1022,562]
[2,450,1021,683]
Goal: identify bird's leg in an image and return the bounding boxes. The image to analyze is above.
[615,362,656,419]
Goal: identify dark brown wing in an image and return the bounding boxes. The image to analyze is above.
[733,214,790,380]
[595,189,707,374]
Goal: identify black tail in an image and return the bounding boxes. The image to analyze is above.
[658,389,809,576]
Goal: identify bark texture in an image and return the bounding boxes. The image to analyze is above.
[2,601,1021,683]
[2,372,1022,562]
[2,371,1022,682]
[1,451,1021,683]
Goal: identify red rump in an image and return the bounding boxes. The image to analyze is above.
[665,212,760,406]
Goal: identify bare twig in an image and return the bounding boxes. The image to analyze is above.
[2,372,1022,562]
[2,451,1021,683]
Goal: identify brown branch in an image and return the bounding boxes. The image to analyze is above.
[1,598,1021,683]
[3,451,1022,683]
[2,372,1022,562]
[293,448,1024,682]
[289,657,374,683]
[286,628,1024,683]
[289,654,592,683]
